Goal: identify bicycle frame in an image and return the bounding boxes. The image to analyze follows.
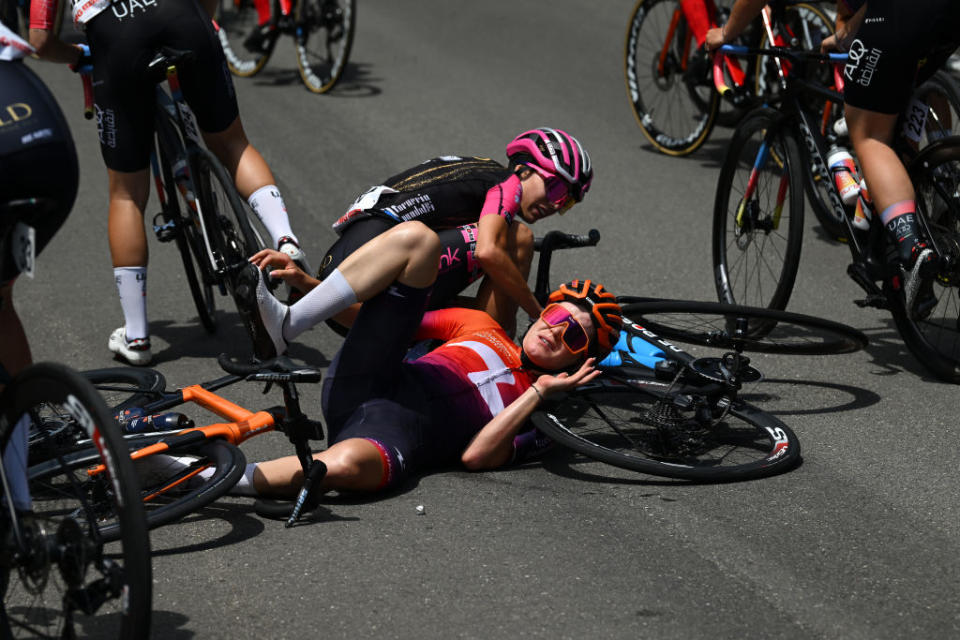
[150,65,223,284]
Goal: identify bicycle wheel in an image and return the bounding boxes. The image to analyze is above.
[30,437,246,541]
[754,3,833,100]
[294,0,355,94]
[192,147,264,293]
[82,368,167,413]
[909,71,960,146]
[891,137,960,382]
[619,298,868,355]
[713,107,805,310]
[0,363,151,638]
[624,0,719,156]
[156,132,218,331]
[531,382,800,481]
[215,0,276,77]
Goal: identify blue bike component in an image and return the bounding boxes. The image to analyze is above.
[598,329,667,370]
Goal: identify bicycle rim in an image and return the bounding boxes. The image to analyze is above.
[82,368,167,413]
[31,438,246,541]
[620,299,867,355]
[531,382,800,481]
[215,0,274,76]
[713,108,804,310]
[295,0,355,93]
[1,363,151,639]
[623,0,718,156]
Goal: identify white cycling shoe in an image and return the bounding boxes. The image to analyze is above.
[108,327,153,366]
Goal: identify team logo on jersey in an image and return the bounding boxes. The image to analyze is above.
[844,39,882,87]
[0,102,31,128]
[111,0,156,21]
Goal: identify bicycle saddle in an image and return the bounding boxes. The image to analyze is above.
[146,47,196,83]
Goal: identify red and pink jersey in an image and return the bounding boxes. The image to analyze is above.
[409,308,532,431]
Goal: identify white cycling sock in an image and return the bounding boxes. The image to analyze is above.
[193,462,259,496]
[248,185,296,248]
[114,266,148,340]
[1,414,32,511]
[285,268,357,341]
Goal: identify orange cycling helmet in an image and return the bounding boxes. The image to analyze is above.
[548,279,622,359]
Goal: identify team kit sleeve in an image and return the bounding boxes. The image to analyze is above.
[479,174,523,224]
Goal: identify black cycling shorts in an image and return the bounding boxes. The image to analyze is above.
[85,0,239,171]
[843,0,960,114]
[321,282,435,488]
[0,61,77,284]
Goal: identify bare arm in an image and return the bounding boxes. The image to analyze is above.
[461,359,601,470]
[473,214,541,320]
[28,28,82,64]
[705,0,767,51]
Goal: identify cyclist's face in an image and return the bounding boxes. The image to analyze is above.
[518,170,575,223]
[522,302,595,370]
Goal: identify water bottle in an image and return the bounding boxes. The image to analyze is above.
[172,158,197,211]
[852,178,871,231]
[833,116,848,138]
[826,146,860,206]
[120,411,195,434]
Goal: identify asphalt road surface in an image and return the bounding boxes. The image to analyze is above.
[16,1,960,638]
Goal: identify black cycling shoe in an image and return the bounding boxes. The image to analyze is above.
[233,262,289,360]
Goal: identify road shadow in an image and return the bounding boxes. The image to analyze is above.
[148,502,267,557]
[250,60,381,98]
[741,377,882,416]
[538,446,802,487]
[147,317,330,368]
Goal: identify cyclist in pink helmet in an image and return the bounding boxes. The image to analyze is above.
[505,127,593,207]
[250,127,594,338]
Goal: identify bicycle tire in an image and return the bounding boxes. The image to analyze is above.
[155,125,219,331]
[215,0,276,77]
[192,147,264,294]
[294,0,355,93]
[909,71,960,146]
[531,382,800,481]
[890,136,960,383]
[30,437,247,540]
[620,298,868,355]
[82,368,167,412]
[0,363,151,638]
[624,0,719,156]
[713,107,805,311]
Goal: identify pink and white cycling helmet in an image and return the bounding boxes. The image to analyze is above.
[506,127,593,202]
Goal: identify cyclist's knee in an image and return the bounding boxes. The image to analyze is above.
[391,221,442,259]
[321,439,387,491]
[107,168,151,212]
[845,105,897,145]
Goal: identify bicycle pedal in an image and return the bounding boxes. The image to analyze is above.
[152,215,178,243]
[853,294,888,309]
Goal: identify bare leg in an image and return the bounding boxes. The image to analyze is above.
[202,117,276,200]
[846,105,912,213]
[0,284,31,388]
[252,438,387,497]
[107,169,151,268]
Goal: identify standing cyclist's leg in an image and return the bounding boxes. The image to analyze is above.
[165,0,310,270]
[85,10,158,365]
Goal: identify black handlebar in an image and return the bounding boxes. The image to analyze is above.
[533,229,601,306]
